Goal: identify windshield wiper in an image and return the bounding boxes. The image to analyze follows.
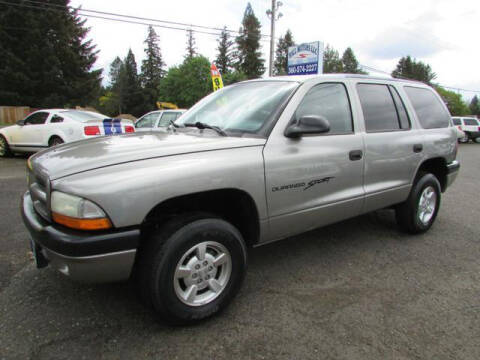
[169,119,179,128]
[184,122,227,136]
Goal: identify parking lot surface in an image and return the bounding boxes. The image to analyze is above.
[1,146,479,360]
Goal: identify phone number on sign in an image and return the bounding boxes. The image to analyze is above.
[288,63,318,75]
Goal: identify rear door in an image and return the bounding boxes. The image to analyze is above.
[356,82,423,212]
[263,81,365,241]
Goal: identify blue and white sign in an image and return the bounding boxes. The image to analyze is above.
[287,41,324,75]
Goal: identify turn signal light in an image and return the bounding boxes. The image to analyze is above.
[52,212,112,231]
[84,126,101,136]
[125,125,135,133]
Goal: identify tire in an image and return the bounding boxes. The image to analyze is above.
[0,135,12,157]
[474,137,480,144]
[49,136,64,147]
[136,213,248,325]
[396,172,441,234]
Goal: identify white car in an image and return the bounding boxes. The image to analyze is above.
[134,109,186,132]
[0,109,135,157]
[450,117,466,141]
[452,116,480,143]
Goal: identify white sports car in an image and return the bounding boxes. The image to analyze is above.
[0,109,135,157]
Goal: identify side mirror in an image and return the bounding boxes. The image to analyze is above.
[16,119,25,126]
[284,115,330,138]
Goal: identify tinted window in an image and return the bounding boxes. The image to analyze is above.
[464,118,479,126]
[158,112,179,127]
[357,84,400,132]
[135,113,158,128]
[389,86,410,129]
[295,83,353,134]
[50,115,64,123]
[452,118,461,126]
[24,112,49,125]
[404,87,450,128]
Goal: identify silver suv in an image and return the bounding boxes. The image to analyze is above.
[22,75,460,324]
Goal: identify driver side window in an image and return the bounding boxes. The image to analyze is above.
[295,83,353,135]
[24,112,49,125]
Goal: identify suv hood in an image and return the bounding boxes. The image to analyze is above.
[32,132,266,180]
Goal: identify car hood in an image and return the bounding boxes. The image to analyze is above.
[32,131,266,180]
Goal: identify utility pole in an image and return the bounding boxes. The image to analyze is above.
[267,1,282,77]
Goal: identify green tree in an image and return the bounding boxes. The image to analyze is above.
[185,29,197,59]
[157,56,211,108]
[323,45,343,73]
[215,27,234,75]
[469,95,480,115]
[141,26,166,111]
[435,86,469,116]
[122,49,145,116]
[0,0,102,107]
[223,71,248,86]
[341,47,366,74]
[273,30,294,75]
[235,3,265,79]
[392,56,436,84]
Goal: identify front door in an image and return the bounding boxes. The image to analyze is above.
[13,112,50,148]
[263,81,365,241]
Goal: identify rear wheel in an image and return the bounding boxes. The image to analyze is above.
[137,213,248,324]
[396,172,441,234]
[49,136,64,147]
[0,136,12,157]
[474,137,480,143]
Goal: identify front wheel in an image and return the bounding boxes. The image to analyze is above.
[459,134,469,143]
[0,136,12,157]
[396,173,441,234]
[137,214,248,324]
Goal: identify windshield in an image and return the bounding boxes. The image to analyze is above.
[60,110,107,122]
[176,81,299,136]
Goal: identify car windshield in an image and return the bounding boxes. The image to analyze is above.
[176,81,299,136]
[60,110,107,122]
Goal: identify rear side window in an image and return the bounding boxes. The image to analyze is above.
[50,115,64,123]
[404,87,450,128]
[452,118,461,126]
[158,112,179,127]
[295,82,353,135]
[357,84,401,132]
[464,118,479,126]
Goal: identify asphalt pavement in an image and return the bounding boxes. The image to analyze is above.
[0,145,479,360]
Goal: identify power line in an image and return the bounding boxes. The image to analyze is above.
[9,0,273,39]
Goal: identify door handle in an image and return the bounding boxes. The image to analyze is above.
[349,150,363,161]
[413,144,423,153]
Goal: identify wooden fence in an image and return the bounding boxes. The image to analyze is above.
[0,106,32,125]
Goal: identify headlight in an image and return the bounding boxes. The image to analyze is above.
[51,191,112,230]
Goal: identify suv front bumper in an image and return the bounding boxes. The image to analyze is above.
[21,191,140,283]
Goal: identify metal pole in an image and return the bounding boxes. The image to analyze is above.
[269,0,276,77]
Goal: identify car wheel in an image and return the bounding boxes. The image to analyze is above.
[396,172,441,234]
[49,136,64,147]
[137,213,248,324]
[474,137,480,144]
[459,134,469,143]
[0,135,12,157]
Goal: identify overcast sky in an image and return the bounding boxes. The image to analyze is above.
[71,0,480,101]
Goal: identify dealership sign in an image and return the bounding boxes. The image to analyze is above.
[287,41,324,75]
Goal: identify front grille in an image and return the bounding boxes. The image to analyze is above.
[29,168,51,222]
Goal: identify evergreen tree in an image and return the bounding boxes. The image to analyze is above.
[469,95,480,115]
[141,26,165,111]
[322,45,343,73]
[185,29,197,59]
[0,0,102,107]
[341,47,366,74]
[235,3,265,79]
[391,56,436,84]
[274,30,294,75]
[122,49,144,116]
[215,27,234,75]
